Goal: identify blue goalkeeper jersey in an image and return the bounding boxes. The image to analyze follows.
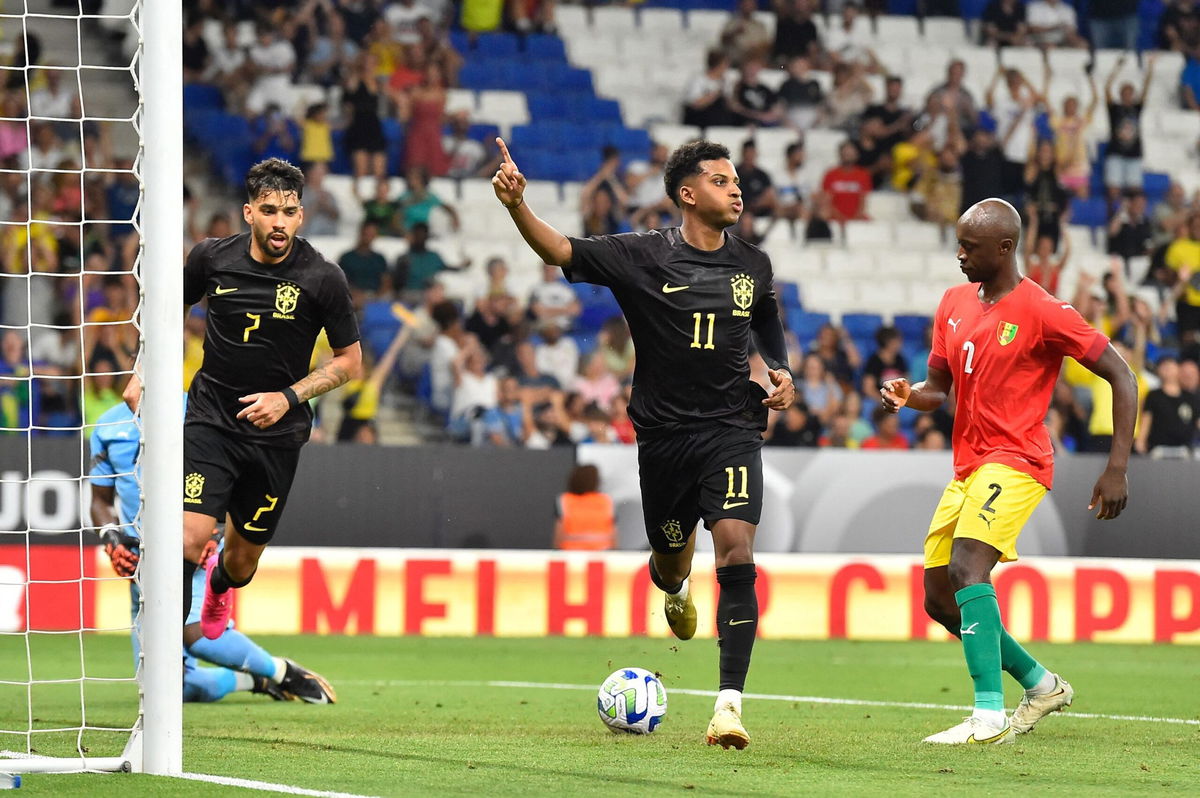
[89,396,187,535]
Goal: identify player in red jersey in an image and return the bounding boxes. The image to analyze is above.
[881,199,1137,745]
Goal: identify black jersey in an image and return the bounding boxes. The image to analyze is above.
[183,233,359,447]
[566,228,784,438]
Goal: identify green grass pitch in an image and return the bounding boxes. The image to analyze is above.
[1,634,1197,796]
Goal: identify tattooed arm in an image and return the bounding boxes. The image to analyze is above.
[236,342,363,430]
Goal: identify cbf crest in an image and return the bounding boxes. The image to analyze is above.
[997,321,1019,346]
[660,519,685,547]
[730,273,755,318]
[274,282,300,319]
[184,472,205,505]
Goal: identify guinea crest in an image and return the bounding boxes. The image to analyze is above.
[274,282,300,319]
[730,273,754,318]
[997,321,1019,346]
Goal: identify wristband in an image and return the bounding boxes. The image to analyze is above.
[505,196,524,210]
[281,387,300,409]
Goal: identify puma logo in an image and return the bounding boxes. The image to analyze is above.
[977,512,992,530]
[948,318,962,331]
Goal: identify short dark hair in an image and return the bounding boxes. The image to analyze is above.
[430,299,460,331]
[662,140,731,208]
[875,325,901,348]
[566,464,601,494]
[245,158,304,202]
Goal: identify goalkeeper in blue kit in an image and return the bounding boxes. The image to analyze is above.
[88,380,335,704]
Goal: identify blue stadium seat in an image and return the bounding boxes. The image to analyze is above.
[1144,172,1170,203]
[467,123,500,143]
[524,34,567,61]
[1070,196,1109,228]
[893,314,932,343]
[560,122,606,152]
[361,301,404,360]
[561,150,603,181]
[605,127,653,160]
[474,33,520,58]
[382,118,404,173]
[183,83,223,111]
[960,0,990,19]
[842,312,884,340]
[510,124,553,150]
[585,98,623,124]
[526,91,570,120]
[886,0,918,14]
[787,309,830,342]
[558,68,595,94]
[449,30,471,54]
[777,281,802,311]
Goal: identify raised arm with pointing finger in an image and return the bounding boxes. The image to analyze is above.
[491,138,572,267]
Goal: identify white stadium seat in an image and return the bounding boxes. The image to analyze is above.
[872,16,920,43]
[686,10,727,42]
[648,123,703,152]
[591,5,637,35]
[474,91,529,138]
[843,220,895,249]
[554,4,590,39]
[639,7,685,35]
[445,89,476,115]
[921,18,968,47]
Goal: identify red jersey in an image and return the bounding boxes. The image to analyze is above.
[822,166,872,220]
[929,278,1107,489]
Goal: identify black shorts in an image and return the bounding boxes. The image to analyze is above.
[183,422,301,545]
[638,425,764,554]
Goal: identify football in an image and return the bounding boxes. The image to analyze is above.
[596,667,668,734]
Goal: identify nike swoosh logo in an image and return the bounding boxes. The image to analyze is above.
[244,523,268,532]
[214,286,238,294]
[722,500,749,509]
[728,619,755,626]
[968,725,1011,744]
[961,622,979,635]
[662,283,690,293]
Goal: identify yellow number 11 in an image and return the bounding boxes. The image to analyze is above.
[691,313,715,350]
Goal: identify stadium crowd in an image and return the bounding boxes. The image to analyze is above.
[1,0,1197,456]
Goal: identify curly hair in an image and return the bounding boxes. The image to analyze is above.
[662,140,731,208]
[245,157,305,202]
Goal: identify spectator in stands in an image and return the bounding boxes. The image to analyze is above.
[779,55,825,131]
[0,94,29,168]
[627,144,677,231]
[481,376,527,447]
[916,426,947,450]
[0,330,29,429]
[207,21,250,113]
[300,162,339,237]
[394,221,465,298]
[581,147,631,236]
[777,139,817,229]
[1152,182,1192,250]
[822,140,873,223]
[915,144,964,231]
[721,0,772,66]
[927,60,980,134]
[855,117,893,190]
[818,412,859,448]
[1026,228,1071,296]
[729,59,785,127]
[534,320,580,399]
[683,50,734,129]
[461,0,503,35]
[765,400,821,447]
[523,392,573,449]
[29,123,76,170]
[395,279,445,385]
[338,221,391,298]
[981,0,1028,47]
[597,316,635,380]
[1049,72,1099,198]
[1108,191,1153,265]
[1089,0,1140,52]
[1027,0,1087,48]
[891,126,937,194]
[863,76,914,155]
[529,262,582,332]
[399,165,460,233]
[365,18,405,81]
[299,103,335,172]
[509,0,558,35]
[480,256,515,302]
[465,288,517,357]
[1137,355,1200,457]
[30,310,79,376]
[862,405,910,449]
[251,103,298,163]
[448,336,498,442]
[805,192,836,241]
[399,63,450,177]
[245,23,297,116]
[385,0,431,46]
[363,178,403,236]
[573,352,621,412]
[182,16,211,84]
[1181,36,1200,110]
[429,299,466,416]
[513,339,562,400]
[336,320,409,444]
[443,111,496,179]
[84,275,136,372]
[30,67,77,122]
[824,2,875,71]
[737,139,780,222]
[771,0,822,66]
[343,53,389,197]
[812,322,861,392]
[303,6,358,88]
[987,67,1043,198]
[861,325,908,398]
[1104,54,1156,204]
[1025,139,1070,251]
[1160,0,1200,51]
[822,61,874,133]
[958,126,1006,214]
[1166,214,1200,346]
[1181,356,1200,399]
[799,352,843,427]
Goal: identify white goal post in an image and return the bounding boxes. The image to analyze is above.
[0,0,180,777]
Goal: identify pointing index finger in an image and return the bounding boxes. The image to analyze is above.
[496,137,516,167]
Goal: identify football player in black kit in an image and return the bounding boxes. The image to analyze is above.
[493,138,795,749]
[182,158,361,648]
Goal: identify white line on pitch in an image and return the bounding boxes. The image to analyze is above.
[342,679,1200,727]
[179,772,379,797]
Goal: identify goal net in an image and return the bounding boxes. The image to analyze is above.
[0,0,180,775]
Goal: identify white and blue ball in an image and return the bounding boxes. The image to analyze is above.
[597,667,667,734]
